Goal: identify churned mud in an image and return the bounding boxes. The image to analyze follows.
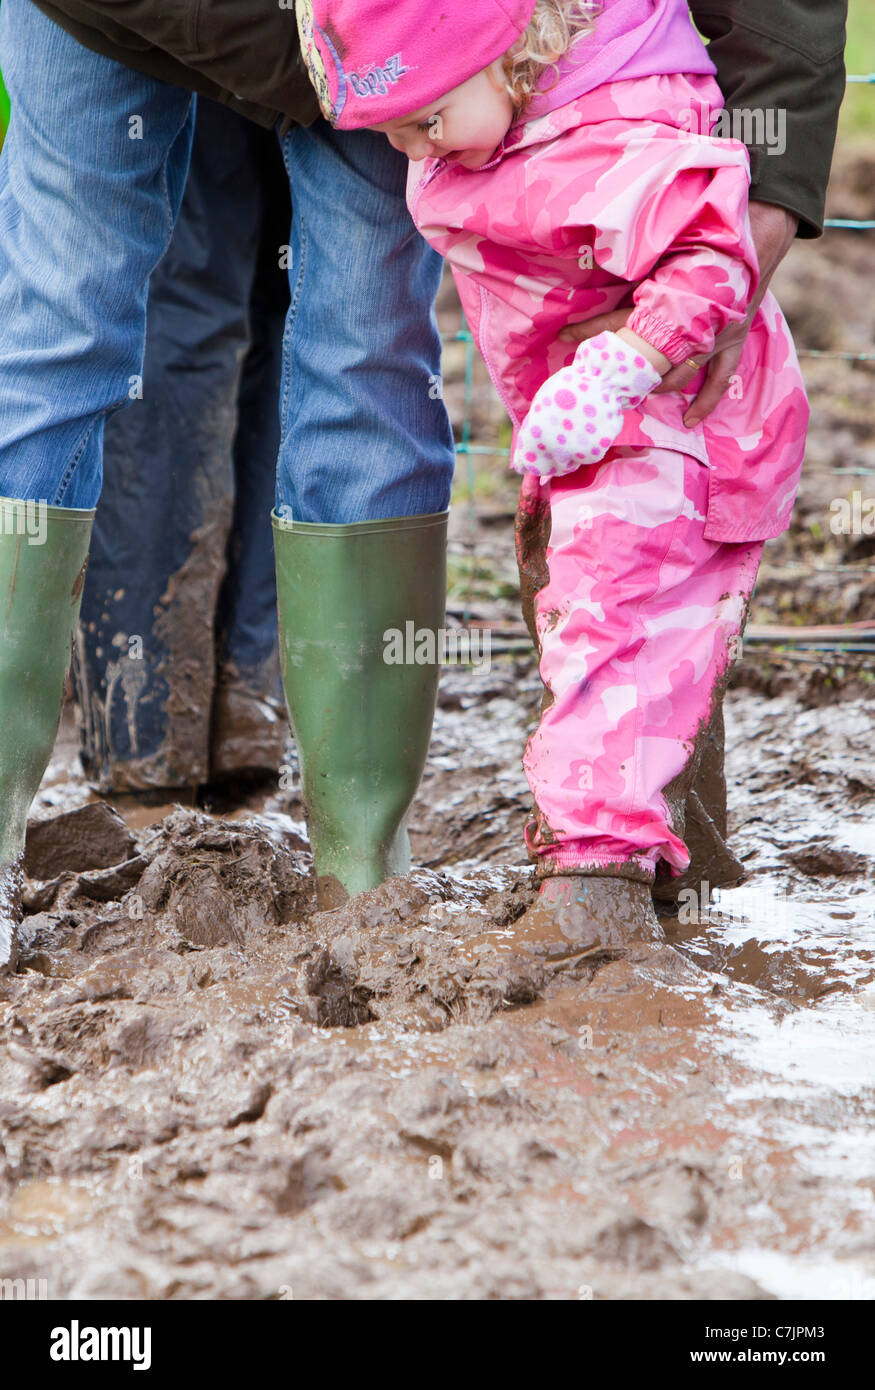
[1,152,874,1302]
[1,665,873,1300]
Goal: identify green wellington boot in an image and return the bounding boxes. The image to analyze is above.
[273,509,448,908]
[0,498,94,972]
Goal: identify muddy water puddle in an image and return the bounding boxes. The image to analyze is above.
[664,876,875,1000]
[1,673,873,1298]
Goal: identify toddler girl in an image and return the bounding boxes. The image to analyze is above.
[296,0,808,955]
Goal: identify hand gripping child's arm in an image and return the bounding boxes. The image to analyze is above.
[513,125,759,480]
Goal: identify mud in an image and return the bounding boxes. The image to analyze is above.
[74,502,234,794]
[209,677,288,782]
[497,876,667,962]
[1,664,873,1300]
[1,152,873,1302]
[23,802,137,880]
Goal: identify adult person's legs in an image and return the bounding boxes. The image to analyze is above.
[210,126,291,784]
[274,121,455,905]
[0,1,457,942]
[73,99,289,795]
[0,0,195,966]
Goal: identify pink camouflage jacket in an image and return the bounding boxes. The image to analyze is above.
[408,68,810,544]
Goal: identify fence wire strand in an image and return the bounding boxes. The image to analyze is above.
[444,73,874,633]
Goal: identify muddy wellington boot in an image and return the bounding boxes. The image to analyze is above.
[0,499,95,973]
[508,875,666,964]
[272,510,448,908]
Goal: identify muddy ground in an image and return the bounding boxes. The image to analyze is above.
[0,152,873,1301]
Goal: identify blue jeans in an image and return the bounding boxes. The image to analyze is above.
[76,100,290,789]
[0,0,454,522]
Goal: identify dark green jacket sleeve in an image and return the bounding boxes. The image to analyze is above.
[689,0,848,237]
[27,0,319,130]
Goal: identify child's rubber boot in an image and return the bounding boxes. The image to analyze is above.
[0,498,95,973]
[507,874,666,964]
[272,509,448,909]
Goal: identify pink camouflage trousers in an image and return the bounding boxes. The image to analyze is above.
[407,70,809,884]
[517,447,762,883]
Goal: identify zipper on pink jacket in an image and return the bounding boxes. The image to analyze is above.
[408,157,448,223]
[408,138,513,221]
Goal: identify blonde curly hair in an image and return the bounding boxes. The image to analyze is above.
[501,0,601,113]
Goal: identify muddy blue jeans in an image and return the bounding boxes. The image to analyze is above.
[74,101,291,789]
[0,0,453,786]
[0,0,453,519]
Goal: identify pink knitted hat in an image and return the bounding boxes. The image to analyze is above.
[296,0,537,129]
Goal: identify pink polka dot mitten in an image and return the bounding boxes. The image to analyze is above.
[512,331,663,479]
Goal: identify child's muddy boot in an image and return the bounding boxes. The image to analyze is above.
[509,874,666,964]
[273,509,448,908]
[0,498,95,973]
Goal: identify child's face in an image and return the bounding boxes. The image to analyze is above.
[370,61,514,169]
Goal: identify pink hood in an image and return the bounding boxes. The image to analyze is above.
[297,0,716,130]
[526,0,715,121]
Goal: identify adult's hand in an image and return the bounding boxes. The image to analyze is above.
[559,201,799,427]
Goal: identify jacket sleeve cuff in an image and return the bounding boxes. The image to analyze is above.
[624,310,695,365]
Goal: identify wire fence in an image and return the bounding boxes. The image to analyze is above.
[448,70,875,466]
[445,72,875,653]
[0,51,871,648]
